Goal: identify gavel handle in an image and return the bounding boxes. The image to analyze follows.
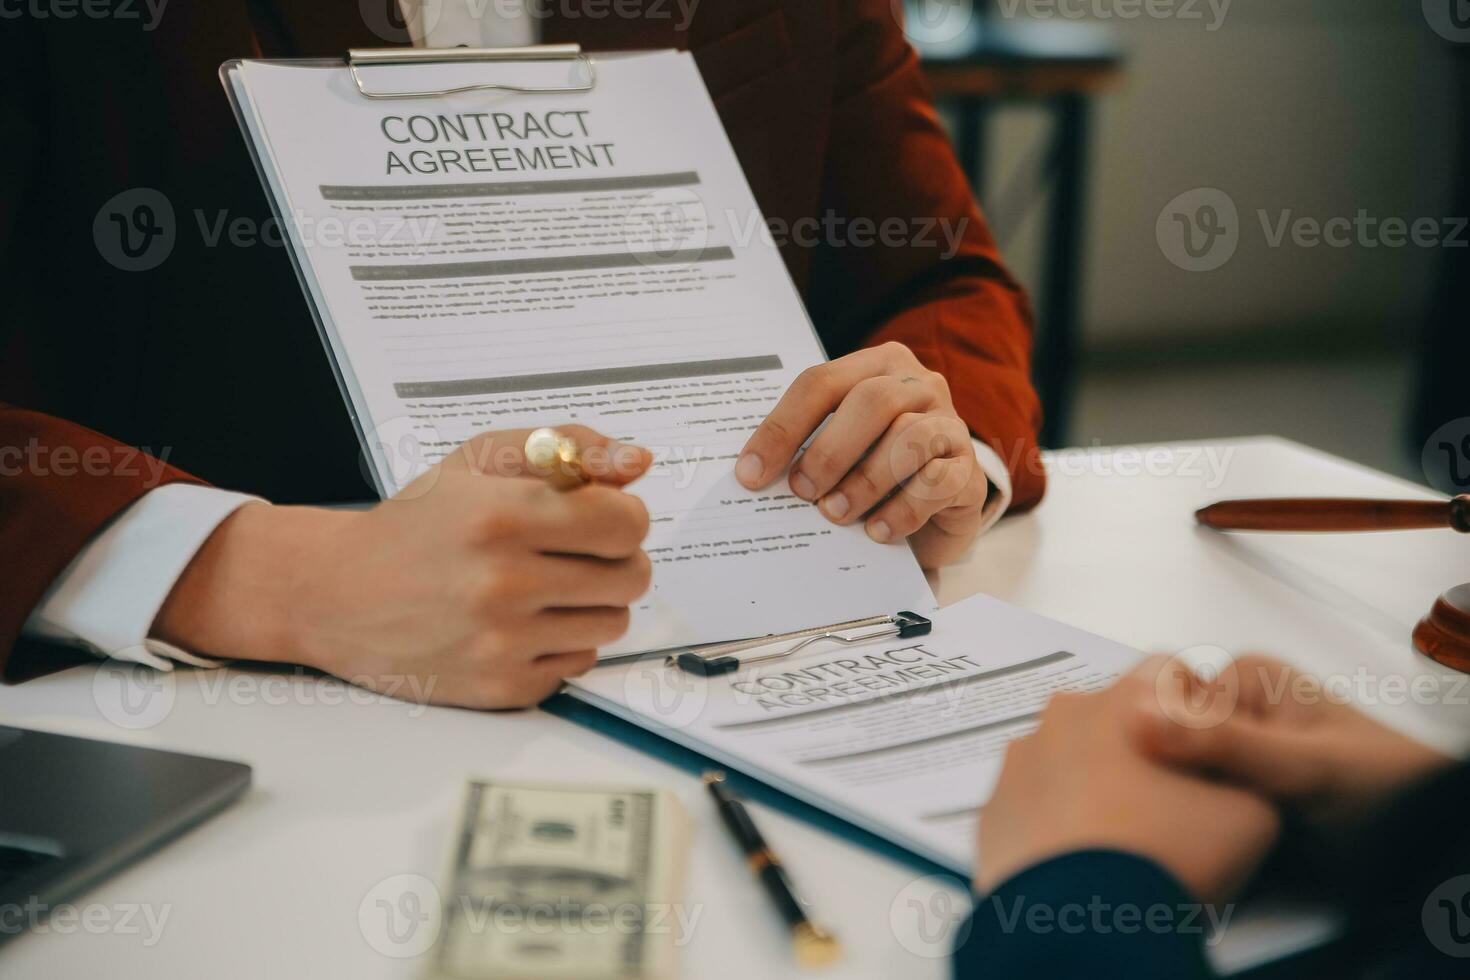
[1196,495,1470,534]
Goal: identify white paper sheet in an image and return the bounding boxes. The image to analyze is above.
[228,51,934,657]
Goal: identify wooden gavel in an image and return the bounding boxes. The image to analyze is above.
[1195,495,1470,672]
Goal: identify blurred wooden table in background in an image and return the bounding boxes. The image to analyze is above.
[913,10,1124,447]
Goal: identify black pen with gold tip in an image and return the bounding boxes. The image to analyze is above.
[703,771,841,967]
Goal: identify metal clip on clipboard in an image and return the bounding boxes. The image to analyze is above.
[672,612,933,677]
[347,44,597,100]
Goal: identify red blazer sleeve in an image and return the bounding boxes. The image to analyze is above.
[807,0,1045,510]
[0,406,204,681]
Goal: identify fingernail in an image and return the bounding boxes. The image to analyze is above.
[790,471,817,500]
[735,453,763,487]
[821,492,850,520]
[867,519,891,543]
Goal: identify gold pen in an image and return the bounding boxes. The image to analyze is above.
[523,427,592,490]
[704,771,841,968]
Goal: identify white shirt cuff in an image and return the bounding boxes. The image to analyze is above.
[971,436,1014,536]
[404,0,538,47]
[22,484,263,670]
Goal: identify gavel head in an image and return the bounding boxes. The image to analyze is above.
[1414,583,1470,673]
[1453,496,1470,534]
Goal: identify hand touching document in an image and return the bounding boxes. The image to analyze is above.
[737,342,990,569]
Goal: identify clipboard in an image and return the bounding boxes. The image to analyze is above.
[217,42,946,875]
[220,45,936,672]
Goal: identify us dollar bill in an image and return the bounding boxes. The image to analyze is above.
[424,780,689,980]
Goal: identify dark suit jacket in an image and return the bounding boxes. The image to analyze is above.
[954,762,1470,980]
[0,1,1043,680]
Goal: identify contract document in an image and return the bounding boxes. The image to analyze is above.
[224,50,934,657]
[569,592,1139,871]
[565,593,1343,975]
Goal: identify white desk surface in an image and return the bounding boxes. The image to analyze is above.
[3,436,1467,978]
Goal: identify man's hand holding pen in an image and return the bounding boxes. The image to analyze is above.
[152,426,654,710]
[146,349,984,715]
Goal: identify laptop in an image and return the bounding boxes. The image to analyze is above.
[0,725,251,947]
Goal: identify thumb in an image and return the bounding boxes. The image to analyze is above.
[1130,692,1329,804]
[560,426,654,487]
[456,426,653,486]
[533,424,653,486]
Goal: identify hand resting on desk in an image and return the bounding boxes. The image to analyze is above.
[1134,654,1453,839]
[976,654,1455,902]
[964,655,1461,979]
[976,657,1282,906]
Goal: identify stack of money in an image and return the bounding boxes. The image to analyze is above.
[423,780,690,980]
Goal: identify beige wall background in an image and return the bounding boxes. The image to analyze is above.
[975,0,1460,350]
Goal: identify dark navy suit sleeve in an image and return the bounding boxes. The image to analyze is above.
[954,850,1219,980]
